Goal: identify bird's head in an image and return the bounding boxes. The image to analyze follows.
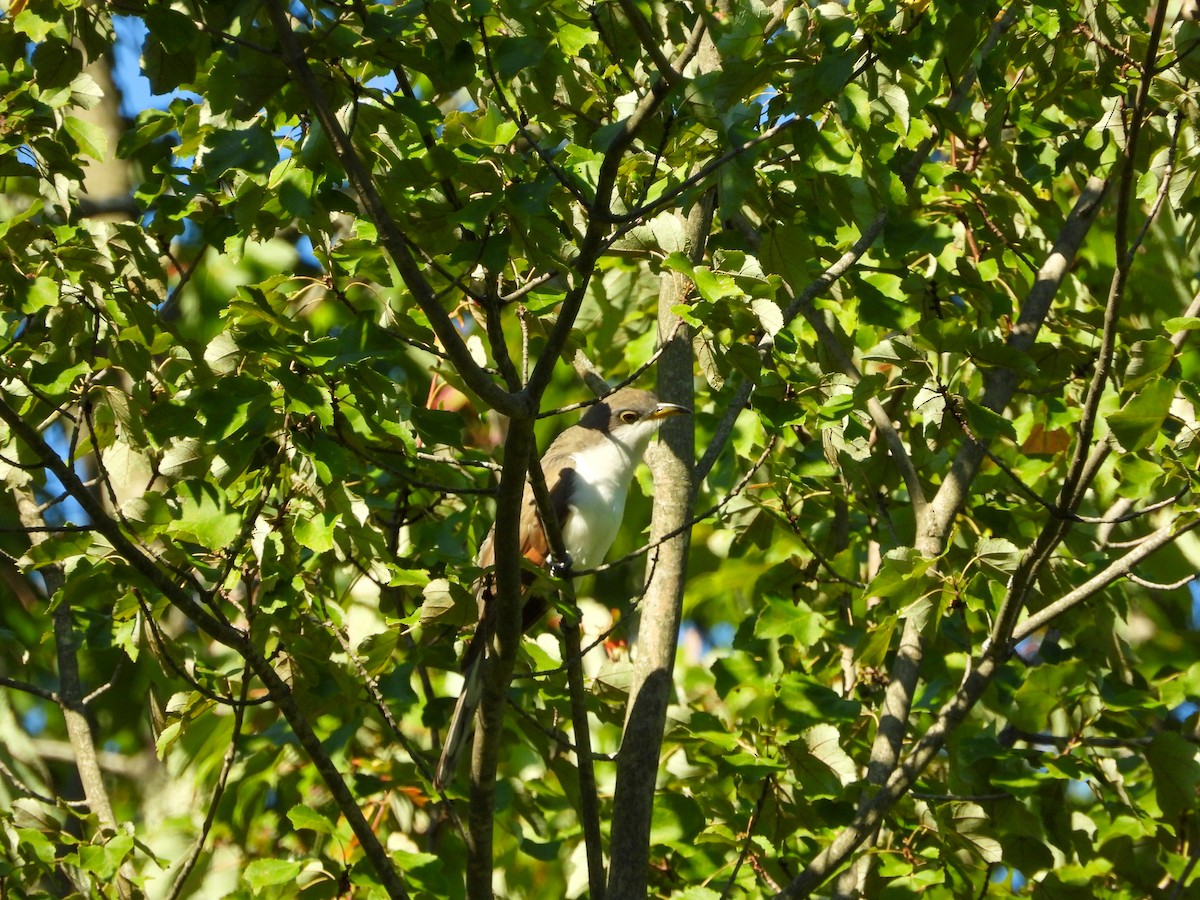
[578,387,689,456]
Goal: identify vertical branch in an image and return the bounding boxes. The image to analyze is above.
[527,444,606,899]
[465,418,535,899]
[13,487,134,899]
[607,191,714,898]
[560,586,607,900]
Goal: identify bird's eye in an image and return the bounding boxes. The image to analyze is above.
[620,410,639,424]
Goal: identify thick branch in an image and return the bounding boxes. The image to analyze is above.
[607,190,713,900]
[14,486,134,899]
[920,174,1109,542]
[466,418,535,899]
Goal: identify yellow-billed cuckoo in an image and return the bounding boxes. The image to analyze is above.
[434,387,688,789]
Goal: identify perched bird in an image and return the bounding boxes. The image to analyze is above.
[434,387,689,789]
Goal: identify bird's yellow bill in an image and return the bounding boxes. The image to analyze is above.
[648,403,690,420]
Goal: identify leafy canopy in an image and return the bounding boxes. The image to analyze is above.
[2,0,1200,898]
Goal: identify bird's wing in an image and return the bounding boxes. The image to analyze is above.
[460,445,577,665]
[518,443,576,568]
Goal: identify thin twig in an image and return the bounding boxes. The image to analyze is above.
[0,675,58,703]
[0,754,89,807]
[478,18,589,206]
[720,777,773,899]
[165,669,251,900]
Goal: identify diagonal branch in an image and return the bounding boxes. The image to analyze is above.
[778,514,1196,898]
[1012,518,1200,644]
[263,0,520,418]
[616,0,683,88]
[523,15,707,400]
[0,396,412,900]
[795,3,1174,893]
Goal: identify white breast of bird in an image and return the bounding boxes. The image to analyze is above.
[559,432,646,571]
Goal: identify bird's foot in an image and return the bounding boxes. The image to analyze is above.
[550,554,574,579]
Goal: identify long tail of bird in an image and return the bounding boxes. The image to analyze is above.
[434,655,483,790]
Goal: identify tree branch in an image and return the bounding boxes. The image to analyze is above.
[12,485,134,899]
[523,15,706,401]
[466,417,535,899]
[0,396,412,900]
[263,0,521,418]
[607,185,713,899]
[615,0,682,88]
[778,515,1194,897]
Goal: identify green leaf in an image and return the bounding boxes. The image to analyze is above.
[555,22,597,55]
[776,672,861,728]
[389,568,429,586]
[861,548,938,608]
[20,530,93,568]
[494,35,547,78]
[801,724,858,786]
[974,537,1020,575]
[288,805,336,835]
[20,275,59,313]
[650,792,705,847]
[17,827,58,865]
[1008,658,1091,732]
[943,802,1003,864]
[14,9,56,40]
[293,509,339,553]
[962,397,1017,443]
[168,483,241,550]
[244,858,304,892]
[1147,732,1200,821]
[755,595,828,644]
[64,116,108,161]
[76,834,134,879]
[356,629,400,675]
[1106,378,1176,451]
[1123,337,1175,391]
[1164,316,1200,334]
[202,124,278,176]
[693,266,740,302]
